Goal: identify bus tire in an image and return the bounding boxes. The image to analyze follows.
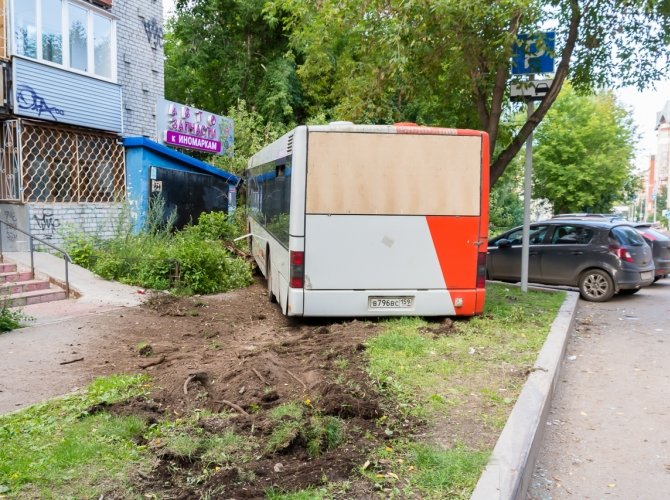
[267,255,276,303]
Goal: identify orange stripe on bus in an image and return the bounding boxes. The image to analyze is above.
[426,216,480,289]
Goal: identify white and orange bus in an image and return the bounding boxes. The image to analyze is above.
[246,123,489,317]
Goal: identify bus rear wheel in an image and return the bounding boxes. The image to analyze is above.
[266,255,276,303]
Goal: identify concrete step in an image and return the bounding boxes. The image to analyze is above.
[3,287,68,307]
[0,271,34,283]
[0,263,17,273]
[0,279,51,295]
[0,258,69,307]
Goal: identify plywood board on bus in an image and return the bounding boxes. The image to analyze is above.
[305,133,481,216]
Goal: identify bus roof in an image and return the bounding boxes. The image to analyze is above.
[306,122,485,136]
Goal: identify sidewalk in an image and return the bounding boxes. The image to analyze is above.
[471,288,579,499]
[0,252,145,414]
[3,251,145,325]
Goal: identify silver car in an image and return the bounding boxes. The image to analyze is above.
[487,219,655,301]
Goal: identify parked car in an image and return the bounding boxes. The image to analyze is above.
[633,223,670,281]
[551,215,669,282]
[487,219,655,301]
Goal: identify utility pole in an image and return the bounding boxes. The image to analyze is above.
[510,31,555,292]
[520,99,534,292]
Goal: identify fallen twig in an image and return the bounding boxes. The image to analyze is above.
[183,372,209,395]
[183,375,197,395]
[215,399,249,416]
[59,357,84,365]
[139,355,166,370]
[251,367,268,385]
[286,369,307,390]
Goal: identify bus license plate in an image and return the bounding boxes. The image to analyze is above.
[641,271,653,280]
[368,296,415,309]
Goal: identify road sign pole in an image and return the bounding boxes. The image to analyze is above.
[521,98,534,293]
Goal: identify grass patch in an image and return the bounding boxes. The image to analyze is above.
[366,283,565,419]
[265,487,331,499]
[360,283,565,496]
[0,374,151,498]
[409,443,489,498]
[266,402,345,457]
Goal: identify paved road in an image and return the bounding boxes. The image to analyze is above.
[528,280,670,499]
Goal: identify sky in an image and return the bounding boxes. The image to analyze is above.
[163,0,175,18]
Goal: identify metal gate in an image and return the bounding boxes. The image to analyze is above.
[0,119,125,203]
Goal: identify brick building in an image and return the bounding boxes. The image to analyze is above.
[0,0,166,248]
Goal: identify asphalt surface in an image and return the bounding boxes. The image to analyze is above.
[528,280,670,499]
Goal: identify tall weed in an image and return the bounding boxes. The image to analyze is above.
[65,201,252,295]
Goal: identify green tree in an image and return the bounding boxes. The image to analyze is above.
[265,0,670,187]
[210,101,291,176]
[490,155,524,231]
[653,185,668,226]
[166,0,670,188]
[531,86,637,213]
[165,0,303,122]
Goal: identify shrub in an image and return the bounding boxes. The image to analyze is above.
[0,304,30,333]
[65,207,253,296]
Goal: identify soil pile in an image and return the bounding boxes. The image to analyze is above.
[82,280,400,498]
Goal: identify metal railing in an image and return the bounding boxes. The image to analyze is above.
[0,219,71,296]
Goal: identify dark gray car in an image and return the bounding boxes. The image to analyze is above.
[487,219,655,301]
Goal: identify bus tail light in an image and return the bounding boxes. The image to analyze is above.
[290,251,305,288]
[476,252,487,288]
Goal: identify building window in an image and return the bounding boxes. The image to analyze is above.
[12,0,116,82]
[68,4,88,72]
[42,0,63,64]
[93,14,112,78]
[14,0,37,58]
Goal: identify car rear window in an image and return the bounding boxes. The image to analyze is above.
[611,226,645,246]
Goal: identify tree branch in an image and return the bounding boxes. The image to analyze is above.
[490,0,582,187]
[486,11,524,160]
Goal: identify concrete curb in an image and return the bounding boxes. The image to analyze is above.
[470,289,580,500]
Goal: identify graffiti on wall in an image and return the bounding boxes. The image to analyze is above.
[16,84,66,121]
[142,18,164,49]
[2,209,19,241]
[33,209,60,239]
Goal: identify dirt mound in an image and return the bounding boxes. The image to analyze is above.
[82,280,395,497]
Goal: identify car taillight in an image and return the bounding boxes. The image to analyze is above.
[476,252,487,288]
[609,245,634,263]
[290,251,304,288]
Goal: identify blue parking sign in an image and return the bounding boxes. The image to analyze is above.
[512,32,555,75]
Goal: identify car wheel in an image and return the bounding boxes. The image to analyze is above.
[266,254,276,303]
[578,269,615,302]
[618,288,640,295]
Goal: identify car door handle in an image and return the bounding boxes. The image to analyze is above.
[529,252,538,256]
[571,251,583,255]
